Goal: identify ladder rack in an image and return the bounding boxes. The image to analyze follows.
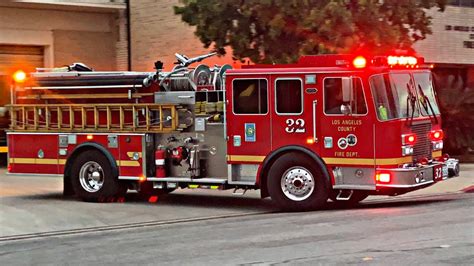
[8,104,180,133]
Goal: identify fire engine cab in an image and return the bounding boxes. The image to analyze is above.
[6,52,460,211]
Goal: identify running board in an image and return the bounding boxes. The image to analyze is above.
[146,177,227,184]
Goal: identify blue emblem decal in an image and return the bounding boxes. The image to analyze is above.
[244,123,256,142]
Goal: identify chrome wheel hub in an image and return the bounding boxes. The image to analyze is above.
[79,161,104,193]
[281,166,315,201]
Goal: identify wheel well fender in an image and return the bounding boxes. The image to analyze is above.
[63,142,119,193]
[258,146,330,198]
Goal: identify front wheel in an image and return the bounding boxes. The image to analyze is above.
[71,150,127,202]
[267,153,329,211]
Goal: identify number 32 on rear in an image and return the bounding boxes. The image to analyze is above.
[285,118,306,133]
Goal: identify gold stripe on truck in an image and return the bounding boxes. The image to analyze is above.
[116,160,141,167]
[322,156,413,166]
[9,158,67,165]
[9,157,139,167]
[227,155,266,163]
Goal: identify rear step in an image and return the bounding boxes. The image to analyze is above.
[336,190,354,201]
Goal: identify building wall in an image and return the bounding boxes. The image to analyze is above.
[413,6,474,65]
[0,2,124,71]
[53,30,116,70]
[129,0,234,72]
[115,8,129,71]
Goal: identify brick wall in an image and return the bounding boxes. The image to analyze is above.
[53,30,116,70]
[115,9,129,71]
[129,0,234,71]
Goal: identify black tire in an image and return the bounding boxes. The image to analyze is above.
[138,182,175,200]
[329,190,369,205]
[70,150,127,202]
[267,153,329,211]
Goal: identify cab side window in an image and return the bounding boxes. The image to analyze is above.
[324,77,367,115]
[233,79,268,114]
[276,79,303,114]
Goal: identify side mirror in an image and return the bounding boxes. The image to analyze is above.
[341,77,353,103]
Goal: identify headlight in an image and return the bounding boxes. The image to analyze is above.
[402,145,414,156]
[432,141,443,151]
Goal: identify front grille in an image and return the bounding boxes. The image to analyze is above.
[411,122,432,160]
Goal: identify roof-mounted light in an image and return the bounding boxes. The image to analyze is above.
[387,56,418,67]
[353,56,367,68]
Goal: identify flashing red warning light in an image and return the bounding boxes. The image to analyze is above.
[376,172,391,183]
[13,70,27,83]
[429,130,444,141]
[353,56,367,68]
[402,133,417,145]
[387,56,418,67]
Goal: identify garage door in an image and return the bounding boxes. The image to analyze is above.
[0,45,44,147]
[0,45,44,74]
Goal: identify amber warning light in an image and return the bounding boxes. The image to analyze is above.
[13,70,26,83]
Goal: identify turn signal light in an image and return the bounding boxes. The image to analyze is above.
[429,130,444,141]
[402,133,417,145]
[376,172,391,183]
[353,56,367,68]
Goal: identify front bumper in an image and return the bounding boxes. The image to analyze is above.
[376,159,459,189]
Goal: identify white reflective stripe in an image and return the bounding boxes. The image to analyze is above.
[155,159,165,165]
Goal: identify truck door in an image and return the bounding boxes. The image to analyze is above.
[271,76,311,149]
[319,76,375,189]
[226,76,271,166]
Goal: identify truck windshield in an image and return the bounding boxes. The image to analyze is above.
[370,73,419,121]
[413,72,440,116]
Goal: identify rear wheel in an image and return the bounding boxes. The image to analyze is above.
[267,153,329,211]
[71,150,127,202]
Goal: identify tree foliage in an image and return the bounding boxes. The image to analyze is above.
[175,0,446,63]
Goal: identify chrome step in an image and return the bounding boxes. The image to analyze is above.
[336,190,354,201]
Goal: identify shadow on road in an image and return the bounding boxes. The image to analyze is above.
[15,190,465,213]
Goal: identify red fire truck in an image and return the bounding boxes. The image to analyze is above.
[6,52,460,211]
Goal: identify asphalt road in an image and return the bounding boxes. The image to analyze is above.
[0,193,472,265]
[0,166,473,265]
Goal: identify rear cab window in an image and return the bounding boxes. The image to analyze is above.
[275,78,303,115]
[232,79,268,114]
